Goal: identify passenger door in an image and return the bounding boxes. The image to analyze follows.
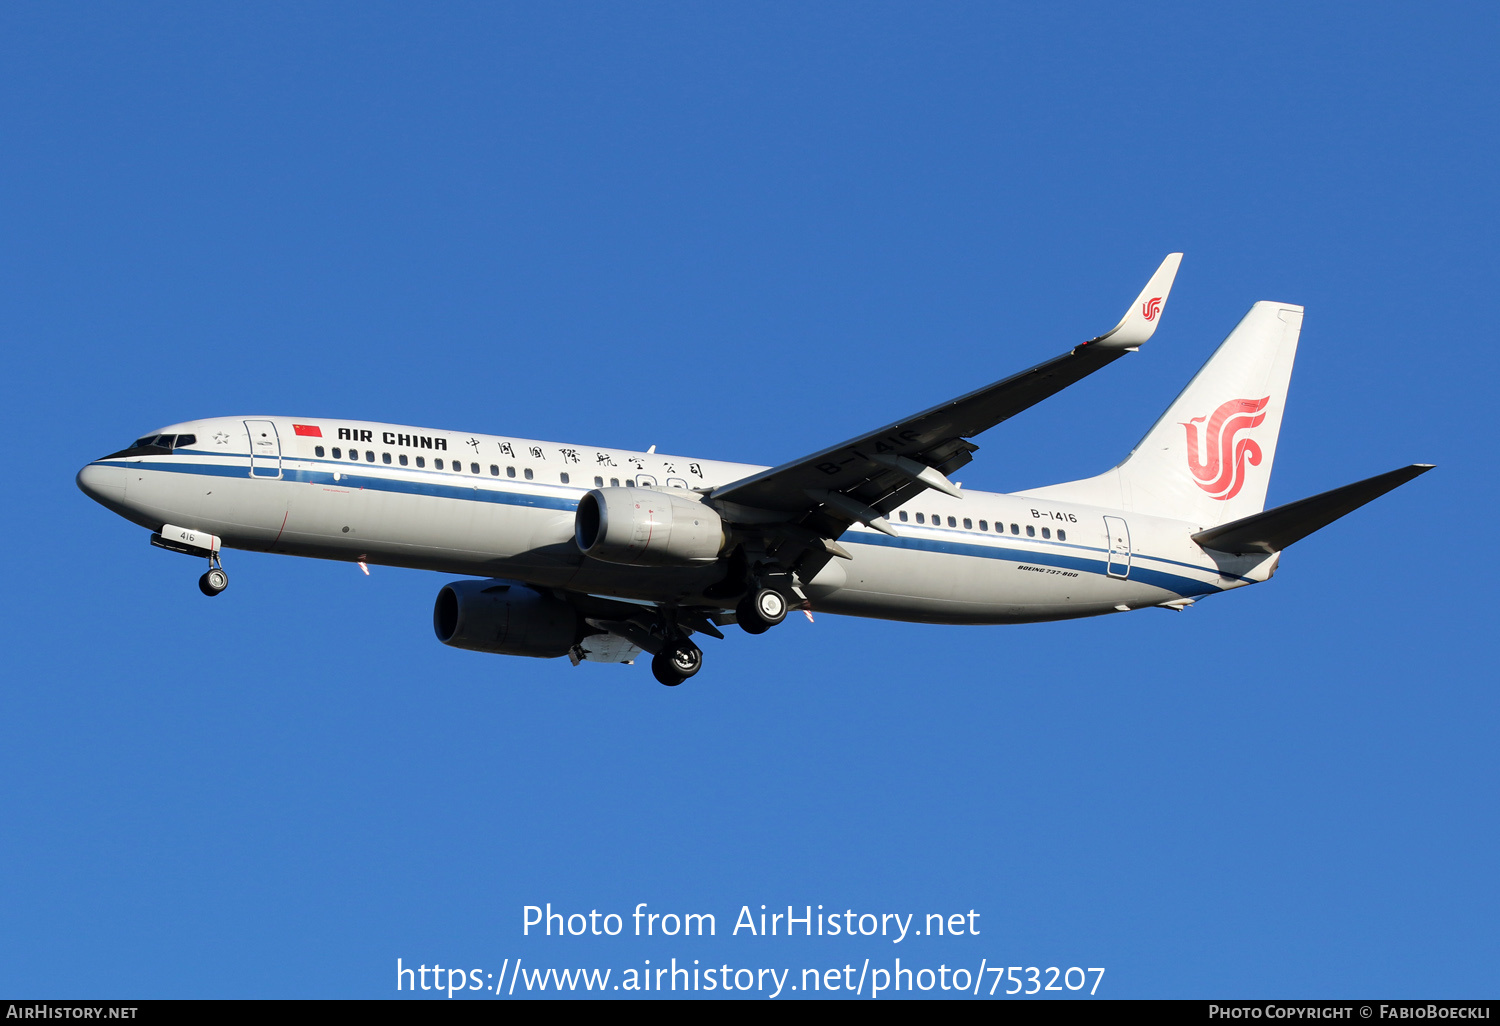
[245,420,282,478]
[1104,515,1132,578]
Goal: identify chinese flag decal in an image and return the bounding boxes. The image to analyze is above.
[293,424,323,437]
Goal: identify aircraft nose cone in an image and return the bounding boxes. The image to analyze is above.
[77,462,127,508]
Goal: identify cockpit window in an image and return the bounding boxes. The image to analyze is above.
[109,432,186,460]
[126,434,174,451]
[128,433,195,451]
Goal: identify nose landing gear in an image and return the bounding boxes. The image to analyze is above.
[150,525,228,597]
[198,553,228,597]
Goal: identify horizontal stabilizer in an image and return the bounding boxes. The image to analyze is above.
[1192,464,1433,555]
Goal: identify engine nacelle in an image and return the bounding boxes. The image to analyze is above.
[574,487,726,567]
[432,580,578,659]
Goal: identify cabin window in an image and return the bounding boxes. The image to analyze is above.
[610,478,620,487]
[506,466,516,478]
[416,456,425,468]
[915,513,924,524]
[470,463,479,474]
[434,458,444,470]
[524,468,534,480]
[490,465,499,476]
[963,518,972,530]
[899,510,908,522]
[1011,523,1020,535]
[560,472,570,484]
[1042,527,1051,539]
[315,446,325,457]
[1026,525,1035,537]
[948,516,957,527]
[382,453,391,464]
[399,454,408,466]
[594,476,604,487]
[350,450,361,462]
[331,447,341,459]
[365,451,375,462]
[979,520,988,531]
[1058,529,1066,541]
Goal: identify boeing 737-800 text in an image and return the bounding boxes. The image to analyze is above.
[77,256,1430,685]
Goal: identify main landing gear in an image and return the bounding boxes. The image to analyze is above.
[736,586,788,635]
[198,553,228,597]
[652,583,788,683]
[651,638,703,687]
[607,583,791,686]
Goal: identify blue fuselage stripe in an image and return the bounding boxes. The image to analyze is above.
[98,457,1226,596]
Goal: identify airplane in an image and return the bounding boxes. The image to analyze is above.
[76,255,1431,686]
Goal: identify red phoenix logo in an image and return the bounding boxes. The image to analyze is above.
[1181,397,1270,500]
[1141,296,1163,321]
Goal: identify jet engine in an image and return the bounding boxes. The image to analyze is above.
[432,580,578,658]
[574,487,726,567]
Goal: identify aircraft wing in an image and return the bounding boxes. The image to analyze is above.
[710,254,1183,542]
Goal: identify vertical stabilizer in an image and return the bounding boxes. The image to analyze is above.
[1021,302,1303,526]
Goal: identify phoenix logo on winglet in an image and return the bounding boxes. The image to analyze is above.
[1141,296,1163,321]
[1182,397,1269,501]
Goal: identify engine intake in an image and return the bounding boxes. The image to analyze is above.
[574,487,726,567]
[433,580,578,659]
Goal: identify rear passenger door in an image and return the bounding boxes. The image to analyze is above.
[1104,516,1131,578]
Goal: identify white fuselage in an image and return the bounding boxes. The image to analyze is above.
[77,416,1277,624]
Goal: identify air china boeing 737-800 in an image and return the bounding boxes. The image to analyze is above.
[77,256,1430,685]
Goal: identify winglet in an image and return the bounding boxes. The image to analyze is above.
[1084,253,1183,350]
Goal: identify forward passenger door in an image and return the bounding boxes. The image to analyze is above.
[245,420,282,479]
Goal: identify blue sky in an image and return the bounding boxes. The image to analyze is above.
[2,2,1495,999]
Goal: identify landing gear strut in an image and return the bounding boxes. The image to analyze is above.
[198,552,228,597]
[651,639,702,686]
[736,586,787,634]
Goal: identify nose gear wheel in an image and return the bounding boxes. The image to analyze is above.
[199,567,228,596]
